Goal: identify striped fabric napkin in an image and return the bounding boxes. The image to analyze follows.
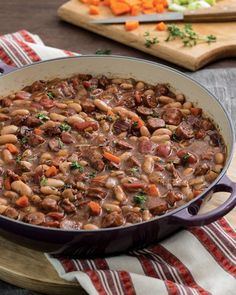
[1,30,235,295]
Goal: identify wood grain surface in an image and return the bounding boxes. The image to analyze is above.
[58,0,236,71]
[0,152,235,295]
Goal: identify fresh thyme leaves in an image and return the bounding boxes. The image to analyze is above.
[40,176,48,186]
[144,32,159,48]
[171,133,179,142]
[20,137,28,145]
[59,123,71,132]
[182,153,190,164]
[16,155,22,163]
[166,24,217,47]
[71,161,84,172]
[64,183,73,189]
[89,171,97,178]
[133,121,138,128]
[57,138,64,149]
[47,92,55,99]
[95,48,112,55]
[36,113,49,121]
[130,167,139,176]
[133,194,147,205]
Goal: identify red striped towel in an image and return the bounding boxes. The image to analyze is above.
[1,30,236,295]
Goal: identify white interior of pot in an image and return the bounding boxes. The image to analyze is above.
[0,56,233,161]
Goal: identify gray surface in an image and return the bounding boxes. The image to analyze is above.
[0,67,235,295]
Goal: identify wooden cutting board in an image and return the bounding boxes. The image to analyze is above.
[57,0,236,71]
[0,151,235,295]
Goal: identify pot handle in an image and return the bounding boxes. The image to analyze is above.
[0,61,16,75]
[171,175,236,226]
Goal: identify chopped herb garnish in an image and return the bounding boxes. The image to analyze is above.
[47,91,54,99]
[40,176,48,186]
[106,116,114,122]
[130,167,139,176]
[57,138,64,149]
[133,121,138,128]
[71,161,84,172]
[95,48,112,55]
[133,194,147,205]
[59,123,71,132]
[172,133,179,142]
[36,113,49,121]
[90,94,96,100]
[16,155,22,163]
[166,24,217,47]
[20,137,28,145]
[89,171,97,178]
[144,31,159,48]
[182,153,190,164]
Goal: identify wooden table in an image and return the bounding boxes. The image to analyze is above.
[0,0,236,70]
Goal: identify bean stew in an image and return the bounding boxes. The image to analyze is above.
[0,74,226,230]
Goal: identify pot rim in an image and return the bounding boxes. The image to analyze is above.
[0,55,234,233]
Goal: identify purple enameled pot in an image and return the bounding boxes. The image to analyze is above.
[0,56,235,257]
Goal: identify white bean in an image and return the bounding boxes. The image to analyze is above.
[1,125,18,135]
[180,109,191,115]
[183,102,192,109]
[181,186,193,201]
[120,152,132,161]
[114,185,127,202]
[67,103,82,113]
[105,177,118,189]
[213,164,223,173]
[143,156,154,174]
[83,224,99,230]
[136,81,145,90]
[11,180,32,196]
[0,134,17,145]
[102,203,121,212]
[2,149,13,163]
[113,107,137,119]
[120,83,133,90]
[40,186,60,195]
[94,99,111,112]
[214,152,224,164]
[165,102,182,109]
[49,113,66,122]
[67,115,85,124]
[176,93,185,102]
[151,135,170,143]
[142,209,152,221]
[183,168,194,176]
[158,96,174,104]
[45,178,65,188]
[11,109,30,116]
[140,126,151,137]
[40,152,53,164]
[189,176,205,186]
[152,128,172,136]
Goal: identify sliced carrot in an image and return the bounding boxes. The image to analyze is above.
[34,128,43,136]
[193,190,203,197]
[110,1,131,15]
[16,195,29,207]
[156,21,167,31]
[5,143,19,154]
[45,166,58,177]
[103,151,121,164]
[88,201,101,216]
[155,3,164,12]
[90,0,100,5]
[4,177,11,190]
[125,21,139,31]
[132,116,144,128]
[147,184,160,197]
[89,5,100,14]
[190,107,202,117]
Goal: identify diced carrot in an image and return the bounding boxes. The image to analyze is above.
[107,109,115,116]
[125,21,139,31]
[142,0,153,9]
[16,195,29,207]
[80,0,89,3]
[110,1,131,15]
[90,0,100,5]
[102,0,111,5]
[4,177,11,190]
[190,107,202,117]
[89,5,100,14]
[156,21,167,31]
[103,151,121,164]
[131,5,141,16]
[132,116,144,128]
[147,184,160,197]
[155,3,164,12]
[45,166,58,177]
[88,201,101,216]
[193,190,203,197]
[5,143,19,154]
[143,8,156,14]
[34,128,43,136]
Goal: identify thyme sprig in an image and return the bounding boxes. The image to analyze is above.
[144,32,159,48]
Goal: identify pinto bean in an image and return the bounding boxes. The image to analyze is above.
[213,164,223,173]
[140,126,151,137]
[40,186,60,195]
[183,102,193,109]
[151,135,170,143]
[143,156,154,174]
[67,115,85,125]
[0,134,17,145]
[0,114,9,121]
[44,178,65,188]
[158,96,174,104]
[176,93,185,103]
[3,191,19,199]
[49,113,66,122]
[205,171,218,182]
[120,83,133,90]
[214,152,224,164]
[189,176,205,186]
[152,128,172,136]
[40,152,53,164]
[67,103,82,113]
[136,81,145,90]
[1,125,18,135]
[2,149,13,163]
[11,180,32,196]
[183,168,194,176]
[11,109,30,116]
[94,99,111,112]
[114,185,127,202]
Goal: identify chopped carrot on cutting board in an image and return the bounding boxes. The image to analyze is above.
[89,5,100,14]
[156,21,167,31]
[125,21,139,31]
